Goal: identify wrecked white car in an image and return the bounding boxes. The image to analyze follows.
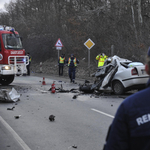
[80,55,149,95]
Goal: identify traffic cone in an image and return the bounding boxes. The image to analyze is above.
[42,77,46,85]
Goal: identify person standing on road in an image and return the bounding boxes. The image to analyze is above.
[103,48,150,150]
[58,54,65,76]
[96,53,108,67]
[66,54,79,83]
[26,52,31,76]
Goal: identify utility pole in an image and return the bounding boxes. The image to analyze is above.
[111,45,114,56]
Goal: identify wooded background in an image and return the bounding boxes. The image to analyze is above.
[0,0,149,66]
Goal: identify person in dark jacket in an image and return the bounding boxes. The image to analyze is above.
[103,47,150,150]
[58,54,65,76]
[26,52,31,76]
[66,54,79,83]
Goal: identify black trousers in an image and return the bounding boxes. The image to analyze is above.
[59,66,64,76]
[69,67,75,81]
[27,63,30,75]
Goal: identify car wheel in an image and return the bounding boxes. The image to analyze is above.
[112,81,124,95]
[0,75,15,85]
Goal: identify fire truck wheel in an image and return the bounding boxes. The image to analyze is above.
[0,75,15,85]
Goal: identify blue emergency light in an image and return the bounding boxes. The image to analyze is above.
[0,25,15,31]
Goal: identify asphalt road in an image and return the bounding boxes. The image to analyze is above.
[0,75,129,150]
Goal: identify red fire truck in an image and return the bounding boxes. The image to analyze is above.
[0,25,29,85]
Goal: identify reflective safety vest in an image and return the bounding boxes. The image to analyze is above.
[96,55,108,67]
[27,55,31,62]
[29,57,31,62]
[59,57,65,63]
[68,58,77,67]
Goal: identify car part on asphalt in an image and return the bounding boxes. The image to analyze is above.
[72,145,77,148]
[14,115,21,119]
[49,115,55,121]
[72,93,81,99]
[79,80,94,93]
[7,106,15,110]
[0,88,20,102]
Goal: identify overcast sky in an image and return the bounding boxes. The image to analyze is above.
[0,0,12,11]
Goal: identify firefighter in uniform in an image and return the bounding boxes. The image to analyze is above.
[26,52,31,76]
[58,54,65,76]
[103,48,150,150]
[96,53,108,67]
[67,54,79,83]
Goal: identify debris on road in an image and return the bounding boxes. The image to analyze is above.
[79,80,94,93]
[49,115,55,121]
[72,94,81,99]
[70,88,79,93]
[72,95,77,99]
[9,88,20,102]
[68,145,78,149]
[36,88,48,94]
[58,84,79,93]
[58,89,70,93]
[72,145,77,148]
[48,83,79,93]
[94,95,99,98]
[14,115,21,119]
[7,106,15,110]
[0,88,20,102]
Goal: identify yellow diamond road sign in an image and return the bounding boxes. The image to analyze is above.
[84,38,95,50]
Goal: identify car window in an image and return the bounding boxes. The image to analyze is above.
[128,62,143,67]
[120,62,129,68]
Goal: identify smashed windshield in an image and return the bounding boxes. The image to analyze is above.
[2,33,23,50]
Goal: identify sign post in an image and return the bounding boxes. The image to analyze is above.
[84,38,95,76]
[56,47,62,60]
[55,38,64,60]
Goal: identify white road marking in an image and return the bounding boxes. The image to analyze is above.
[0,116,31,150]
[91,108,114,118]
